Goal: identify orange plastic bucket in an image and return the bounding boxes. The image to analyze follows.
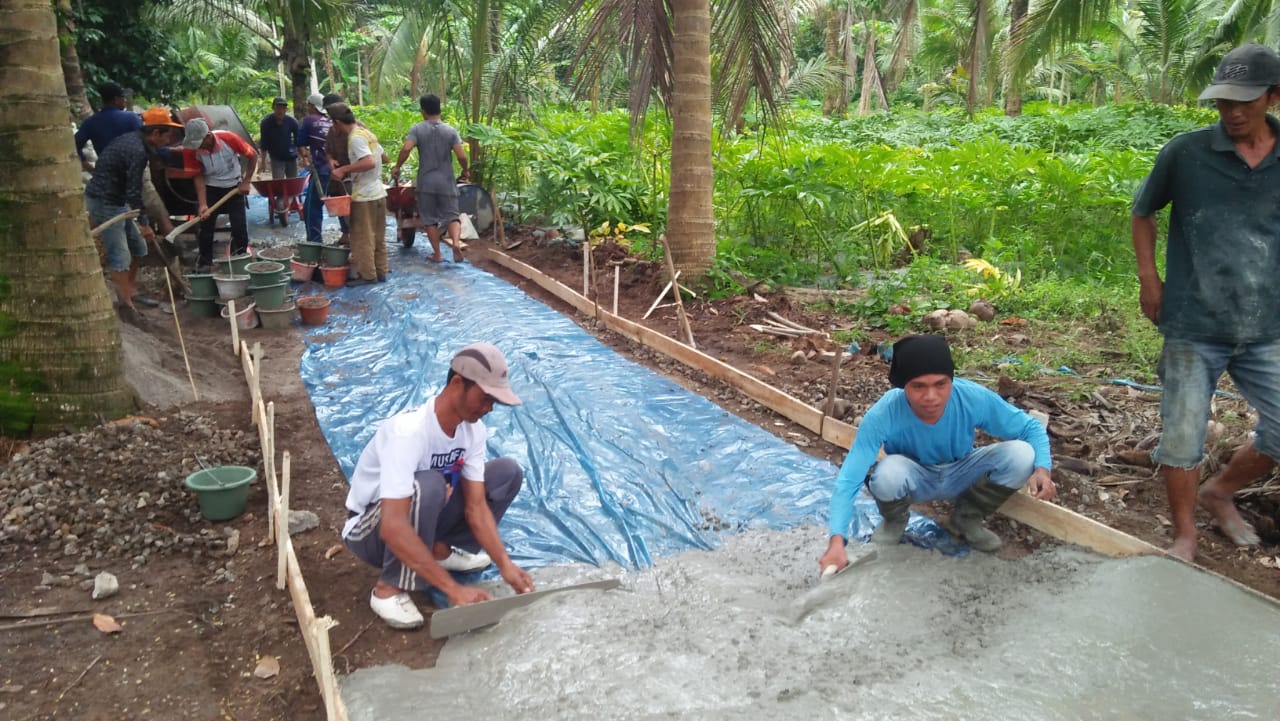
[323,195,351,217]
[320,265,348,289]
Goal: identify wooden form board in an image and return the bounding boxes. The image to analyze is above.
[429,579,623,639]
[472,245,1160,561]
[474,246,856,450]
[240,343,350,721]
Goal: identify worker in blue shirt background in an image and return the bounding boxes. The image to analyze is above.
[75,82,141,173]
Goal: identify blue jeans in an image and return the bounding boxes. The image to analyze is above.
[1153,336,1280,468]
[867,441,1034,502]
[85,194,147,271]
[303,169,349,243]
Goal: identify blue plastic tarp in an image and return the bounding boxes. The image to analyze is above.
[301,251,958,569]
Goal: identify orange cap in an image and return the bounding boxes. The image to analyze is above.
[140,106,183,129]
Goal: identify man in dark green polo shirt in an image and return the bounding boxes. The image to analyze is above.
[1132,43,1280,562]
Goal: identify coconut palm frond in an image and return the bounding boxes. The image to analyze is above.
[783,55,839,100]
[571,0,675,131]
[714,0,789,129]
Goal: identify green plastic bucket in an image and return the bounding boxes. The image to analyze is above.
[296,241,324,264]
[214,252,254,277]
[250,279,290,310]
[188,295,219,318]
[187,274,217,297]
[246,261,286,288]
[321,245,351,268]
[183,465,256,521]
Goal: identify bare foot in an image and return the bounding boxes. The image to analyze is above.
[1167,535,1197,563]
[1198,487,1261,546]
[429,253,444,263]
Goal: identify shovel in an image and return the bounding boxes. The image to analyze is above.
[787,547,878,625]
[164,188,242,244]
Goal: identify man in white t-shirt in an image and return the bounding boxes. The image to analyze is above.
[329,103,387,286]
[342,343,534,629]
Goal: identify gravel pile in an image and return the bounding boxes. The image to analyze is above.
[0,412,261,566]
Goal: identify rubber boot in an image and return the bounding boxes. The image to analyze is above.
[870,496,911,545]
[947,478,1019,552]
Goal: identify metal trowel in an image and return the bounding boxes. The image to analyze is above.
[788,547,878,625]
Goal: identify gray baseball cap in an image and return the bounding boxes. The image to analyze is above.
[1199,44,1280,102]
[450,343,521,405]
[182,118,210,149]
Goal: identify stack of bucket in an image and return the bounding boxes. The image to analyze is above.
[247,254,295,329]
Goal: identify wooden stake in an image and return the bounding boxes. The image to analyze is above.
[582,239,590,297]
[658,234,695,349]
[277,451,290,590]
[612,265,620,316]
[823,344,845,418]
[161,258,199,401]
[266,401,276,489]
[490,190,505,246]
[252,342,263,409]
[642,271,680,320]
[228,298,240,355]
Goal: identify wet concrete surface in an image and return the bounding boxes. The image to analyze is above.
[341,526,1280,721]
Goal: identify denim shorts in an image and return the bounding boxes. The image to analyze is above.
[1153,336,1280,468]
[85,195,147,272]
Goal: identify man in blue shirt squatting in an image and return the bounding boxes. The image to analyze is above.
[819,334,1056,572]
[341,343,535,630]
[1132,44,1280,562]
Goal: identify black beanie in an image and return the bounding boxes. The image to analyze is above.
[888,334,954,389]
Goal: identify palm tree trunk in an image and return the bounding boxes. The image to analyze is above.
[1002,0,1028,117]
[821,5,852,116]
[56,0,91,120]
[965,0,989,117]
[668,0,715,276]
[282,28,310,114]
[886,0,917,91]
[467,0,491,165]
[856,13,882,116]
[323,41,338,92]
[0,0,135,434]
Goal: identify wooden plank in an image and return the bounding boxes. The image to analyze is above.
[998,493,1160,557]
[429,579,622,639]
[475,247,833,436]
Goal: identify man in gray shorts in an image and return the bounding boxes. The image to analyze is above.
[1132,44,1280,561]
[342,343,534,629]
[390,94,470,263]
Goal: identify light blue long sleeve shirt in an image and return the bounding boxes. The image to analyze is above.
[828,378,1051,539]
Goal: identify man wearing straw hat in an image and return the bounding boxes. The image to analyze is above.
[329,102,387,285]
[84,106,184,326]
[342,343,534,630]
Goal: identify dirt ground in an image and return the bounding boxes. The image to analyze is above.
[2,227,1278,721]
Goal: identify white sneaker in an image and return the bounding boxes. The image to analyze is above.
[437,547,491,572]
[369,591,424,630]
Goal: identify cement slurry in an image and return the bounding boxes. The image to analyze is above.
[341,527,1280,720]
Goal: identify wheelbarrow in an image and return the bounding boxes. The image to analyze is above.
[385,182,495,248]
[251,174,309,227]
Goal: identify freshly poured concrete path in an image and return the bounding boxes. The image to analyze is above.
[341,526,1280,720]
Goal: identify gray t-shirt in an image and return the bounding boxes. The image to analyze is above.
[407,119,462,194]
[1132,116,1280,344]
